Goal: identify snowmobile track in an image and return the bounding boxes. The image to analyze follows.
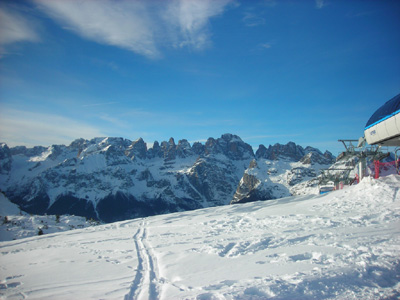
[124,221,161,300]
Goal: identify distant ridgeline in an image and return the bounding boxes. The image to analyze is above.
[0,134,336,222]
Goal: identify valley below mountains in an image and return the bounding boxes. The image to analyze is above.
[0,134,336,222]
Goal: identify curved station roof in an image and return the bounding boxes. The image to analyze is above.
[365,93,400,146]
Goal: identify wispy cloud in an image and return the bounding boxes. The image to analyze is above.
[243,11,266,27]
[97,113,131,129]
[315,0,326,9]
[34,0,235,58]
[346,10,374,18]
[34,0,159,58]
[164,0,234,50]
[0,109,104,147]
[0,5,40,57]
[260,43,273,49]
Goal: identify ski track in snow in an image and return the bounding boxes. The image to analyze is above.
[125,221,163,300]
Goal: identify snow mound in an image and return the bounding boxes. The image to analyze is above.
[0,175,399,299]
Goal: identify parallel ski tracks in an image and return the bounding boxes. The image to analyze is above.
[124,221,163,300]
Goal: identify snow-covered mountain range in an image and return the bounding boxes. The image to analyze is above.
[0,134,335,222]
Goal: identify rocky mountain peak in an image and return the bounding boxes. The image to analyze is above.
[147,141,162,159]
[126,138,147,160]
[221,133,240,142]
[300,147,336,165]
[324,150,335,162]
[256,142,305,161]
[177,139,192,158]
[69,138,87,150]
[255,144,267,158]
[169,137,176,146]
[158,138,177,161]
[205,137,217,153]
[304,146,322,155]
[204,134,254,160]
[177,139,190,149]
[192,142,205,156]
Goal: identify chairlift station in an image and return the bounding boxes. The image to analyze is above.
[319,93,400,194]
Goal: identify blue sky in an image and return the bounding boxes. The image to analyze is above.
[0,0,399,155]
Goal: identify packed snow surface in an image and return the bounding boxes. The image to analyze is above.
[1,175,400,299]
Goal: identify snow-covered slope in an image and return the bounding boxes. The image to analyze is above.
[1,175,399,299]
[0,135,333,222]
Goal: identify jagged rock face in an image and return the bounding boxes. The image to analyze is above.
[162,138,177,161]
[192,142,205,156]
[205,134,254,160]
[177,139,191,158]
[231,173,263,204]
[186,155,248,206]
[323,151,335,163]
[125,138,147,160]
[256,142,305,161]
[231,159,284,205]
[255,144,268,159]
[301,147,336,165]
[147,141,162,159]
[147,138,201,160]
[10,145,47,157]
[256,143,336,165]
[231,159,272,205]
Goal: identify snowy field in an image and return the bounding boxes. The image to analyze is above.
[1,175,400,299]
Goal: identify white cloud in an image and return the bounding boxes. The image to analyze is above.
[34,0,160,58]
[0,109,105,147]
[261,43,272,49]
[243,11,266,27]
[0,5,40,56]
[164,0,234,50]
[34,0,234,58]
